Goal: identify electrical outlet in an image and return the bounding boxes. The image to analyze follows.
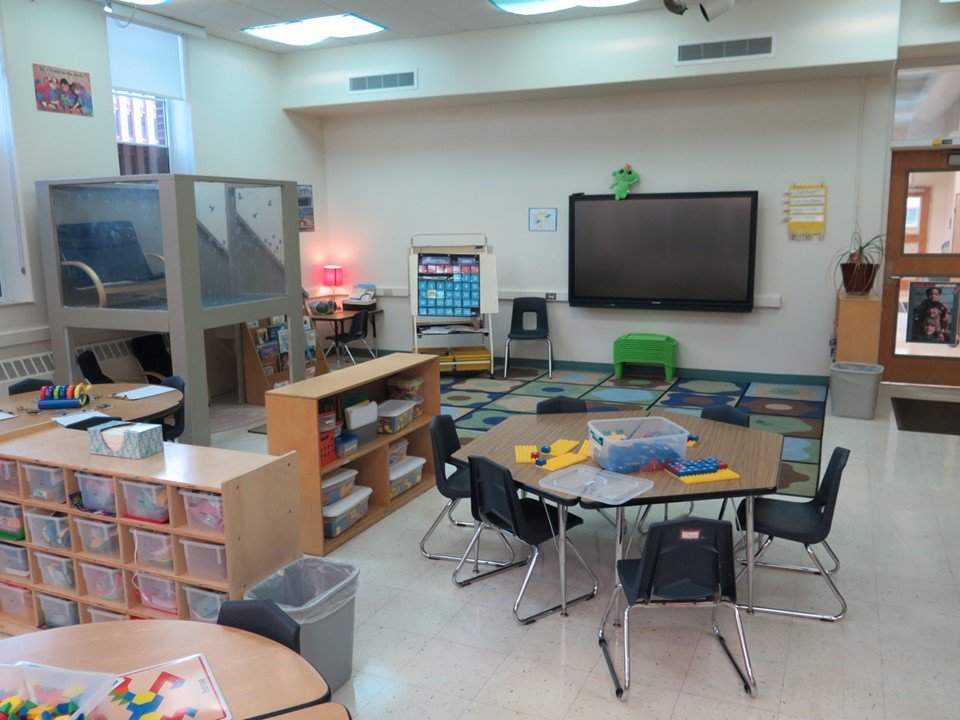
[545,292,557,301]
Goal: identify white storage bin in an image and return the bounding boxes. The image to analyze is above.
[120,480,169,523]
[322,468,357,506]
[133,572,178,614]
[377,399,416,434]
[76,472,116,514]
[131,528,175,570]
[24,510,71,550]
[79,562,124,602]
[88,607,129,623]
[0,460,18,494]
[23,464,66,503]
[38,592,79,627]
[0,543,29,577]
[389,456,426,498]
[184,585,227,623]
[181,490,224,533]
[322,485,372,538]
[180,539,227,581]
[588,416,689,474]
[0,581,32,619]
[75,517,119,558]
[35,551,76,591]
[387,438,409,466]
[0,502,24,541]
[344,401,378,430]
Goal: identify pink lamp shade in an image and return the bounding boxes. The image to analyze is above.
[323,265,343,287]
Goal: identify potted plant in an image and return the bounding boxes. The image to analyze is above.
[833,228,884,295]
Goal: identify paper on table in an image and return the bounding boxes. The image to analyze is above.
[52,411,109,427]
[0,411,15,421]
[114,385,177,400]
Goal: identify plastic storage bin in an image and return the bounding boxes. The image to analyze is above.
[830,362,883,419]
[588,416,688,473]
[181,490,224,533]
[0,543,29,577]
[389,456,426,498]
[23,464,66,503]
[0,501,24,541]
[183,585,227,622]
[322,468,357,506]
[24,510,71,549]
[79,562,125,602]
[76,472,116,514]
[35,551,76,591]
[245,557,359,692]
[322,485,372,538]
[38,593,79,627]
[351,421,378,445]
[334,432,358,458]
[180,539,227,581]
[88,607,129,622]
[131,528,175,570]
[344,401,378,430]
[387,376,424,404]
[377,399,416,434]
[0,581,32,619]
[133,572,178,614]
[75,517,119,558]
[120,480,169,523]
[388,438,409,466]
[0,459,18,494]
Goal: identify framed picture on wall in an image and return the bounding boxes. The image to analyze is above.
[528,207,558,232]
[906,281,958,344]
[33,64,93,116]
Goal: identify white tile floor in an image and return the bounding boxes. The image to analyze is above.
[213,382,960,720]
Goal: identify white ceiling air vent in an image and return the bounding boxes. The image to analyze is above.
[677,36,774,64]
[348,70,418,94]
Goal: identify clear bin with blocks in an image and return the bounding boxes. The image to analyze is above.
[76,472,116,513]
[184,585,227,622]
[131,528,174,570]
[180,538,227,581]
[120,479,169,523]
[35,551,76,591]
[0,460,18,494]
[80,562,124,602]
[38,593,79,627]
[377,399,416,434]
[388,438,409,466]
[181,490,224,533]
[588,416,688,473]
[75,517,119,558]
[321,468,357,506]
[389,456,425,498]
[24,510,71,550]
[0,581,32,619]
[23,464,66,503]
[0,543,29,577]
[322,485,372,538]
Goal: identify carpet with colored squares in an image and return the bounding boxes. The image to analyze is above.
[442,367,828,498]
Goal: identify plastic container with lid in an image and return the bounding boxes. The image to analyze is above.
[588,416,688,474]
[38,593,79,627]
[322,485,372,538]
[0,582,32,619]
[35,551,76,591]
[321,468,357,506]
[76,472,116,514]
[344,401,378,430]
[0,501,24,541]
[119,479,169,523]
[131,528,175,570]
[184,585,227,623]
[387,376,424,404]
[387,438,409,466]
[334,432,358,458]
[0,460,18,494]
[88,607,129,623]
[23,464,66,503]
[389,456,426,498]
[133,572,178,614]
[0,543,29,577]
[181,490,224,533]
[75,517,119,558]
[79,562,125,602]
[24,510,71,549]
[180,538,227,581]
[377,399,416,434]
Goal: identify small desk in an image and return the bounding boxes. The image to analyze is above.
[308,309,384,362]
[0,620,330,718]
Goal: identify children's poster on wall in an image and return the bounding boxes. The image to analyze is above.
[528,208,558,232]
[785,183,827,241]
[907,281,959,344]
[298,184,315,232]
[33,64,93,116]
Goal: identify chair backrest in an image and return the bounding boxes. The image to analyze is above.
[347,311,368,340]
[629,518,736,604]
[510,297,548,334]
[536,397,587,414]
[8,378,49,396]
[57,221,157,284]
[700,405,750,427]
[161,375,186,441]
[217,599,300,653]
[131,334,174,383]
[429,415,461,495]
[810,447,850,541]
[76,351,113,384]
[468,456,535,541]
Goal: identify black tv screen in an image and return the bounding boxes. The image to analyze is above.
[568,191,758,312]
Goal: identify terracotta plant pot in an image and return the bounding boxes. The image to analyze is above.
[840,263,878,295]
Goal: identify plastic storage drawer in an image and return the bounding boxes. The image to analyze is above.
[0,502,24,541]
[120,480,169,523]
[181,490,224,533]
[133,572,178,614]
[389,456,426,498]
[184,585,227,623]
[0,581,32,620]
[587,416,688,473]
[75,517,119,558]
[0,543,29,577]
[344,401,378,430]
[88,607,129,622]
[387,438,409,466]
[23,464,66,503]
[0,460,18,494]
[321,468,357,506]
[322,485,372,538]
[387,376,424,404]
[35,551,76,591]
[377,400,416,434]
[79,562,125,602]
[131,528,175,570]
[76,472,116,514]
[38,593,79,627]
[334,433,358,458]
[180,539,227,581]
[24,510,71,550]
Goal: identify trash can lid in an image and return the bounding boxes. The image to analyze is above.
[831,362,884,373]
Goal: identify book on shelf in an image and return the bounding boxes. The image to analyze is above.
[257,341,280,363]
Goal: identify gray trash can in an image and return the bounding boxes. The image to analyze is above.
[245,556,358,692]
[830,362,884,419]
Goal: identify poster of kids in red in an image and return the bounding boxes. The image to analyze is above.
[33,63,93,116]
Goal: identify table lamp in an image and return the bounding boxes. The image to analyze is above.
[323,265,343,308]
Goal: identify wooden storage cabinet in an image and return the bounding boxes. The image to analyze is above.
[835,294,882,364]
[266,353,440,555]
[0,427,300,635]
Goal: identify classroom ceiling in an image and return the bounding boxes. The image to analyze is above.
[120,0,663,53]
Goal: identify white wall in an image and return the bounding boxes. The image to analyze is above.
[320,75,893,375]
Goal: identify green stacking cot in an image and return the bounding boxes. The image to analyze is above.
[613,333,678,380]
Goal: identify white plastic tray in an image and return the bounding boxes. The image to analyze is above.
[539,466,654,505]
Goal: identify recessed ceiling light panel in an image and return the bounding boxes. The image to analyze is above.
[490,0,639,15]
[243,13,385,46]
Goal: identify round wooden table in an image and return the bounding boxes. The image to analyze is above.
[0,620,330,718]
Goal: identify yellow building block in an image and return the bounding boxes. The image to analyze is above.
[548,439,580,456]
[515,445,539,463]
[538,453,587,471]
[668,468,741,484]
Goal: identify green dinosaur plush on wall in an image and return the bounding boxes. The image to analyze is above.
[610,164,639,201]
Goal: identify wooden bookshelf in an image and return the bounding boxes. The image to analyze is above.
[266,353,440,555]
[241,316,330,405]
